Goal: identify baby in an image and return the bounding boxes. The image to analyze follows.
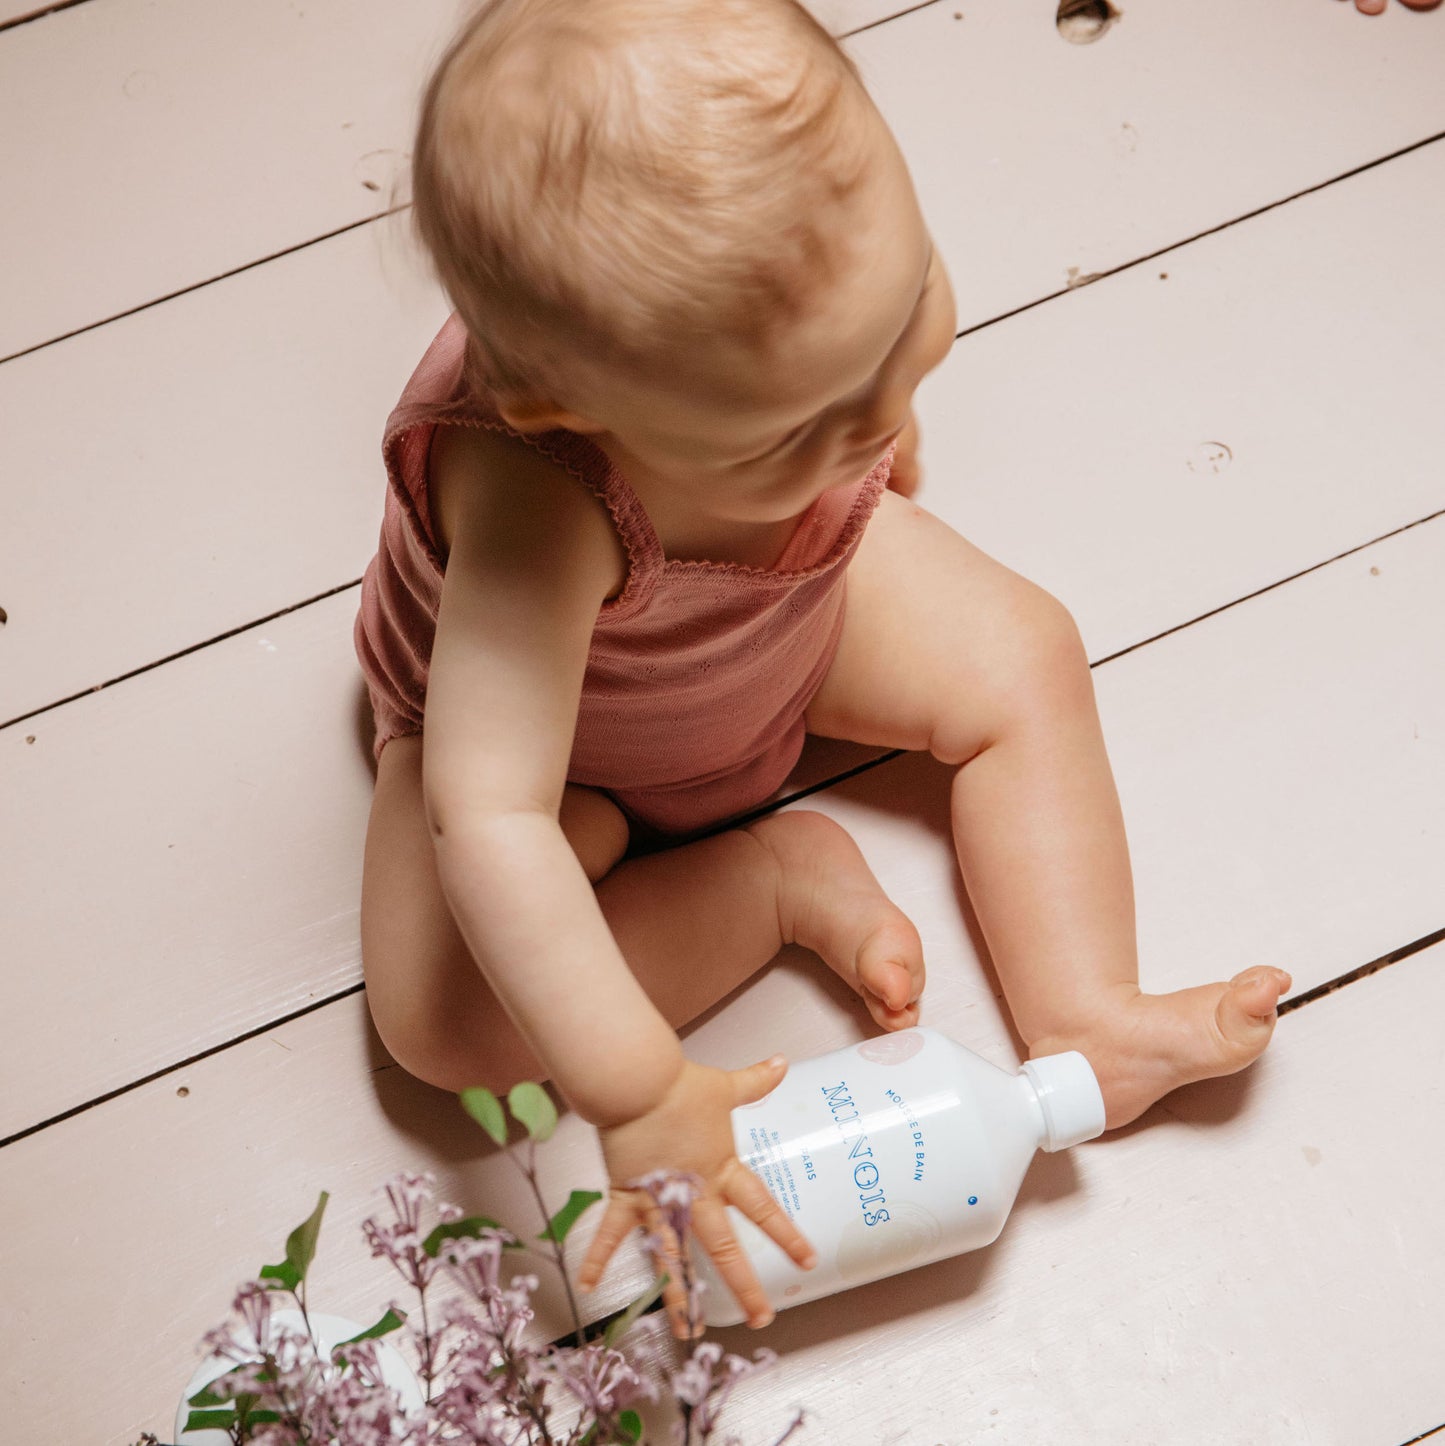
[354,0,1291,1332]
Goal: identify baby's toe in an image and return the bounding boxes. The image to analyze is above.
[857,926,924,1023]
[1215,967,1291,1052]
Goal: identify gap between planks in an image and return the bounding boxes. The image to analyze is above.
[6,495,1443,738]
[2,853,1438,1154]
[954,128,1445,346]
[2,108,1440,378]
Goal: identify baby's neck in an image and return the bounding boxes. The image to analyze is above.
[605,445,810,571]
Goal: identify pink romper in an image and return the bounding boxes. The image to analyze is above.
[354,316,890,837]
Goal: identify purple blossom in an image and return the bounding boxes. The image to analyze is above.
[632,1171,703,1245]
[362,1172,440,1292]
[549,1342,655,1419]
[201,1281,277,1363]
[439,1229,507,1298]
[184,1164,800,1446]
[670,1344,779,1441]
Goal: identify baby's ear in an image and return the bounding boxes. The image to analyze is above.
[494,391,605,437]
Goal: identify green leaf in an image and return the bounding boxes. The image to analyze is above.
[183,1409,238,1433]
[507,1081,558,1142]
[336,1307,407,1348]
[618,1408,644,1442]
[602,1273,669,1348]
[260,1190,329,1291]
[188,1381,236,1408]
[460,1087,508,1147]
[422,1215,521,1258]
[539,1189,602,1246]
[258,1257,300,1292]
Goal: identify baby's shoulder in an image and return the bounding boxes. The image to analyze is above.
[428,423,627,599]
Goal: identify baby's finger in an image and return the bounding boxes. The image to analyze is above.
[723,1158,817,1274]
[729,1053,789,1108]
[636,1214,697,1339]
[689,1198,776,1330]
[576,1193,640,1293]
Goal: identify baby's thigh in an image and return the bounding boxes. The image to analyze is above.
[360,734,628,1092]
[806,491,1090,766]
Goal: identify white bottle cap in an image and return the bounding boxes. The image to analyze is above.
[1021,1051,1106,1152]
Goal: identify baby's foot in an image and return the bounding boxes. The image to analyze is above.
[1348,0,1440,13]
[1031,966,1293,1130]
[745,810,925,1031]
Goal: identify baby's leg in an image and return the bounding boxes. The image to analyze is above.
[807,492,1291,1130]
[360,736,923,1097]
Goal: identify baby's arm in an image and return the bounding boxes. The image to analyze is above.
[424,430,681,1120]
[421,428,814,1322]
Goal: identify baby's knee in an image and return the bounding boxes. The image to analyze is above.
[1014,585,1090,691]
[378,1001,542,1097]
[365,957,543,1098]
[1001,586,1095,726]
[937,583,1092,762]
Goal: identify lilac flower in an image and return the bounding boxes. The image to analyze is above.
[363,1172,440,1292]
[301,1342,421,1446]
[670,1344,779,1442]
[632,1171,703,1245]
[550,1342,655,1419]
[201,1281,276,1363]
[439,1229,507,1298]
[182,1160,803,1446]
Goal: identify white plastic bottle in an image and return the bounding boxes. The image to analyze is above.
[697,1027,1106,1326]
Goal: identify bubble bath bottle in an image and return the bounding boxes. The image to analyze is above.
[697,1028,1106,1326]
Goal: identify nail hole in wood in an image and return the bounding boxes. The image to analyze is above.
[1057,0,1119,44]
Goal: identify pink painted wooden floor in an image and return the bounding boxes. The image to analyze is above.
[2,1,1443,1442]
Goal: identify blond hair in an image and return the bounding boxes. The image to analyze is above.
[412,0,871,396]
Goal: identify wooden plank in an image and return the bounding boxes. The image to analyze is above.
[912,135,1445,665]
[0,216,448,722]
[4,0,1443,359]
[0,591,374,1141]
[4,492,1443,1159]
[6,130,1443,729]
[709,942,1445,1446]
[0,0,452,360]
[872,0,1445,331]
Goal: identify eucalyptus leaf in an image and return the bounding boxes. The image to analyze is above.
[506,1081,558,1142]
[460,1087,508,1147]
[422,1215,520,1258]
[619,1408,644,1442]
[336,1307,407,1348]
[602,1273,669,1348]
[183,1409,238,1433]
[538,1189,603,1246]
[260,1191,329,1291]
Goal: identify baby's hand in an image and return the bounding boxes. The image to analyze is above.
[577,1054,816,1334]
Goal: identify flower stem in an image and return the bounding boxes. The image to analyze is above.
[521,1138,587,1350]
[416,1275,437,1403]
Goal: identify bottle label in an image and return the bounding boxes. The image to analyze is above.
[724,1030,1009,1310]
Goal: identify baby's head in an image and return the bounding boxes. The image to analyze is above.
[414,0,953,502]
